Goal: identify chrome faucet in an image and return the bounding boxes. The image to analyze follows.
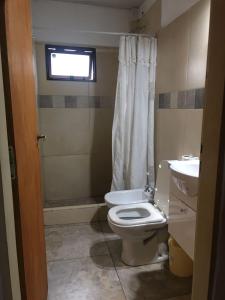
[144,172,151,192]
[144,172,155,202]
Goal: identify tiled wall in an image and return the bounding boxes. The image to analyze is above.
[38,95,114,109]
[36,43,118,207]
[141,0,210,166]
[157,88,204,109]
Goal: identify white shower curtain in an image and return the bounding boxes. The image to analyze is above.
[111,35,157,190]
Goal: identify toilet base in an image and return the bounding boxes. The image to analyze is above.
[121,236,168,266]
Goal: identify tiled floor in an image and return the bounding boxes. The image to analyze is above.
[46,222,192,300]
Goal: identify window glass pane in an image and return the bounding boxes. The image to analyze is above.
[51,53,90,77]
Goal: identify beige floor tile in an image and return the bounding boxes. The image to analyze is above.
[100,222,129,268]
[100,221,119,241]
[48,255,126,300]
[45,223,109,261]
[117,264,192,300]
[46,222,192,300]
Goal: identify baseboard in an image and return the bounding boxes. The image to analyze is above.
[43,203,108,225]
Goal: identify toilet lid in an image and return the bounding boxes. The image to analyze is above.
[108,203,166,226]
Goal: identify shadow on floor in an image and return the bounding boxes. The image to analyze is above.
[108,265,193,300]
[130,270,192,300]
[90,239,122,263]
[90,240,192,300]
[89,222,103,233]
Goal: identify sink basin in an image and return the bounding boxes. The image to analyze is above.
[170,160,200,178]
[169,160,200,209]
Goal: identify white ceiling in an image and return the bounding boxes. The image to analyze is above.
[51,0,146,9]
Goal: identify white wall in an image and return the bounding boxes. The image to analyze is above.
[161,0,200,27]
[0,53,21,299]
[32,0,132,46]
[138,0,157,18]
[138,0,201,28]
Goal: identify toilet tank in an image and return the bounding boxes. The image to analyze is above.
[154,160,177,217]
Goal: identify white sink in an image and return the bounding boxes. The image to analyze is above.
[170,160,200,178]
[169,160,200,210]
[169,160,200,259]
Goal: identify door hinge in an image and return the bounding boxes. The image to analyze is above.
[9,146,16,180]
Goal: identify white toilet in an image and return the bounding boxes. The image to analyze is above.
[105,160,173,266]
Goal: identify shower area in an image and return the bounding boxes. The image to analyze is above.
[36,43,118,212]
[35,38,156,223]
[32,1,157,222]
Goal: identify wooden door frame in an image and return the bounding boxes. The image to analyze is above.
[192,0,225,299]
[0,1,47,299]
[0,166,12,300]
[0,5,27,292]
[207,84,225,299]
[0,0,225,299]
[0,39,21,299]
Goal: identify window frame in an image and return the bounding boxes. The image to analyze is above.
[45,44,97,82]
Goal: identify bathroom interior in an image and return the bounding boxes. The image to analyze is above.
[31,0,211,299]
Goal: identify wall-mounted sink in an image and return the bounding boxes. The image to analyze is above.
[168,159,200,260]
[170,160,200,179]
[169,160,200,210]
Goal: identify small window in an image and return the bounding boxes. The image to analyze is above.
[45,45,96,82]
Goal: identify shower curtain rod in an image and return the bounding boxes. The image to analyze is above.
[81,31,154,37]
[33,27,154,38]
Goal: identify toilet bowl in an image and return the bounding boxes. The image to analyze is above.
[105,160,175,266]
[108,203,166,239]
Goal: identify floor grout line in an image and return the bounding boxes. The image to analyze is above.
[100,221,128,300]
[104,235,128,300]
[99,221,192,300]
[46,222,192,300]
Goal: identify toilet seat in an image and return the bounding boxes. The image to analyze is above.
[108,203,166,227]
